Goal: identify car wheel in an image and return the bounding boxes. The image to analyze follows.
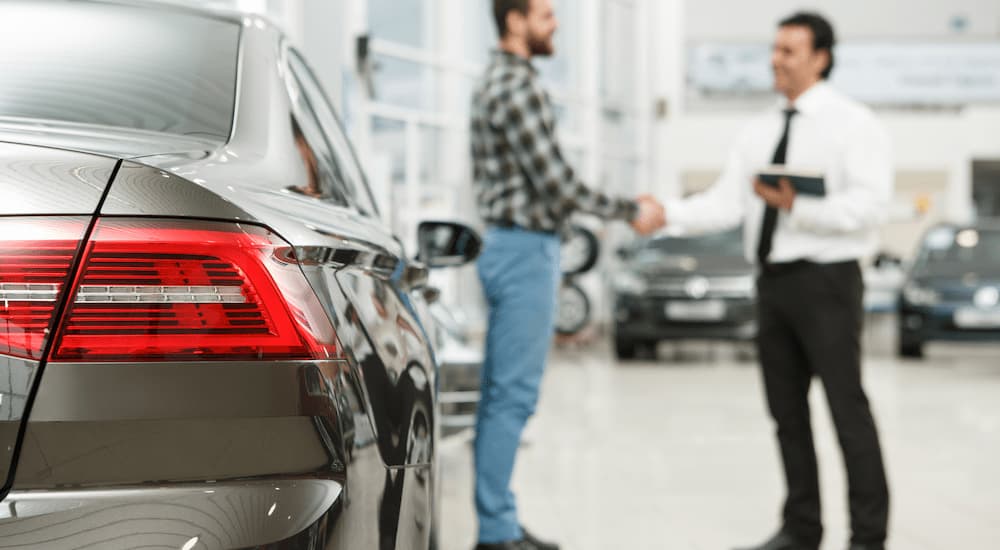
[560,225,600,275]
[898,339,924,359]
[555,281,591,335]
[614,336,637,360]
[615,336,657,361]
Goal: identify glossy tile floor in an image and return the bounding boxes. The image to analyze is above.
[438,319,1000,550]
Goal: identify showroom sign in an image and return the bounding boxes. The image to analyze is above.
[688,42,1000,106]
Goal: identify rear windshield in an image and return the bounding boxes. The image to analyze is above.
[0,2,239,141]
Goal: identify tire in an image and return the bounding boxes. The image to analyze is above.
[555,281,591,335]
[897,318,924,358]
[560,225,600,275]
[614,334,657,361]
[614,337,637,360]
[898,339,924,359]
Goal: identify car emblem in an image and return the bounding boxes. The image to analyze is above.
[685,276,710,299]
[974,287,999,308]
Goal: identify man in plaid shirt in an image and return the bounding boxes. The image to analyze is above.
[469,2,664,549]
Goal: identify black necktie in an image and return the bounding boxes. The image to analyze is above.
[756,108,797,265]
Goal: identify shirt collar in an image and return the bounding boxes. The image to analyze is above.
[779,81,831,116]
[492,49,537,73]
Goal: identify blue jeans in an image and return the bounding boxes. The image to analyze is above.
[474,227,561,544]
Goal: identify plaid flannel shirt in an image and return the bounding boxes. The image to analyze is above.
[471,51,638,235]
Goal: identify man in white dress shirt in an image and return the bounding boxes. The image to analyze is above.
[662,13,891,550]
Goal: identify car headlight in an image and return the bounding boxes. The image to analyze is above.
[613,272,647,295]
[902,283,940,306]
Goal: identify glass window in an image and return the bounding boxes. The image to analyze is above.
[368,0,428,49]
[600,107,638,152]
[283,87,351,207]
[419,124,455,215]
[599,0,638,105]
[289,51,380,217]
[371,116,407,234]
[535,0,580,94]
[0,1,238,141]
[599,156,640,196]
[463,0,497,66]
[370,54,475,114]
[371,54,436,110]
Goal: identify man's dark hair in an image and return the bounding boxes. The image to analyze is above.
[493,0,530,38]
[779,12,836,79]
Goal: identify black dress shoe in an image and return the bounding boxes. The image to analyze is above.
[733,531,818,550]
[848,545,885,550]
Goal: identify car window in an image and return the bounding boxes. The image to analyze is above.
[284,74,352,207]
[288,50,380,218]
[0,2,238,142]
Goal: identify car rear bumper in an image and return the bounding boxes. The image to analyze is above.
[0,479,342,549]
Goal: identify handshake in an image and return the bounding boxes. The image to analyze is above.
[629,194,666,236]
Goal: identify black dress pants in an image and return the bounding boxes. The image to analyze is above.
[756,260,889,546]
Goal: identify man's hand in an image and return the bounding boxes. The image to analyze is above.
[753,178,796,211]
[630,194,666,235]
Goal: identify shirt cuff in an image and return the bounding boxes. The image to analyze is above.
[664,199,689,229]
[623,199,640,222]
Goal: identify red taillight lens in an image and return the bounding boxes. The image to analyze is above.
[50,219,342,362]
[0,218,87,360]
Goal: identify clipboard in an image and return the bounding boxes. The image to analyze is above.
[757,166,826,197]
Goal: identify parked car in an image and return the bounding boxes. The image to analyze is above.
[0,2,479,548]
[612,228,756,359]
[898,223,1000,358]
[429,299,483,436]
[863,251,906,312]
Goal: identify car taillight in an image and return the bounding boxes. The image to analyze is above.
[50,219,342,362]
[0,218,88,360]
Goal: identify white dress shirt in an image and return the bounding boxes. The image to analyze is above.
[665,82,893,265]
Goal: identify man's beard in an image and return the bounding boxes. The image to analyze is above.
[528,32,554,56]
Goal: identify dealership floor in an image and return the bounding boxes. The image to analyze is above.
[437,318,1000,550]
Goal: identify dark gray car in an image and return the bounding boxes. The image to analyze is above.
[0,2,478,548]
[898,222,1000,358]
[612,228,756,359]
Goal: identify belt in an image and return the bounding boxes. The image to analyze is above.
[488,220,558,236]
[760,259,857,277]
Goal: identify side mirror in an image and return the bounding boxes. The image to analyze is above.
[417,221,482,268]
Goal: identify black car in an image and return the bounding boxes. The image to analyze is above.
[612,228,756,359]
[0,2,479,548]
[898,223,1000,358]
